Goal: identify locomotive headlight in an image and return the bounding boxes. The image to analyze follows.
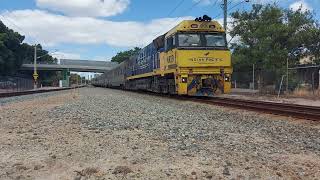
[182,77,188,83]
[209,25,216,29]
[191,24,198,28]
[224,75,230,82]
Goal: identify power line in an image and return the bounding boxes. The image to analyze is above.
[181,0,203,16]
[0,14,41,44]
[213,0,220,6]
[167,0,186,17]
[0,14,26,35]
[229,0,247,11]
[196,0,220,22]
[153,0,202,39]
[213,0,248,19]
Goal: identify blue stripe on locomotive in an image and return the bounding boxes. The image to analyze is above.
[132,43,157,76]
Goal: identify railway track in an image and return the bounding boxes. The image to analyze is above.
[95,87,320,121]
[0,86,86,98]
[111,88,320,121]
[191,97,320,121]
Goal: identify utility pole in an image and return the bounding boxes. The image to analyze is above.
[33,45,38,89]
[252,64,255,90]
[223,0,228,31]
[318,69,320,90]
[286,57,289,92]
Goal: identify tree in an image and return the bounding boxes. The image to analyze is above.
[230,4,320,87]
[0,21,25,75]
[111,47,141,64]
[0,20,59,86]
[69,73,81,85]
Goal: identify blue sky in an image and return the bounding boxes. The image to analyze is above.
[0,0,319,61]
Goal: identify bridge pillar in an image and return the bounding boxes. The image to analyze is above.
[61,69,70,87]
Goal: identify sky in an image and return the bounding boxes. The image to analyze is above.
[0,0,319,62]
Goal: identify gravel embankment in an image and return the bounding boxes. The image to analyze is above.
[0,87,319,179]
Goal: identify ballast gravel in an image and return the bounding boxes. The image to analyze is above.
[0,87,319,179]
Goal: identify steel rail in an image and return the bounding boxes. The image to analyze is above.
[0,86,86,98]
[192,97,320,121]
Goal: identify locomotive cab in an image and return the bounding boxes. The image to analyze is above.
[160,18,232,96]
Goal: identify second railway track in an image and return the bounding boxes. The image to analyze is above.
[129,89,320,121]
[0,86,86,98]
[190,97,320,121]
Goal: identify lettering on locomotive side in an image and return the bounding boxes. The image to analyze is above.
[137,57,148,69]
[167,55,175,63]
[188,57,223,64]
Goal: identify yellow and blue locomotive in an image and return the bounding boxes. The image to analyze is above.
[94,16,232,96]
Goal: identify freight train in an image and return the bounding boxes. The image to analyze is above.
[93,16,232,96]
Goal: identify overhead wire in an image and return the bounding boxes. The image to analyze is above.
[213,0,248,19]
[167,0,186,17]
[152,0,203,41]
[202,0,220,16]
[0,14,41,44]
[0,14,61,59]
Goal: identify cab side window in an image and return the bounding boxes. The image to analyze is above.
[165,35,175,51]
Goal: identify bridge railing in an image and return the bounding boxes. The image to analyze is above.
[23,61,58,65]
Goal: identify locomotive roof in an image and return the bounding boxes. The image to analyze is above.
[165,20,225,38]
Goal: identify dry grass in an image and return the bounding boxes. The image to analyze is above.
[291,88,320,98]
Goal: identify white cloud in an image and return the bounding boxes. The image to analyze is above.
[0,10,192,47]
[289,0,312,12]
[36,0,130,17]
[52,52,81,59]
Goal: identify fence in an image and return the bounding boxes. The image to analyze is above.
[232,67,320,97]
[0,76,34,93]
[289,66,320,97]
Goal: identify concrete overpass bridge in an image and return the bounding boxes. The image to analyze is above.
[21,59,117,73]
[20,59,117,87]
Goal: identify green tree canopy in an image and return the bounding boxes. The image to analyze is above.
[0,21,25,75]
[0,20,57,76]
[111,47,141,64]
[230,4,320,73]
